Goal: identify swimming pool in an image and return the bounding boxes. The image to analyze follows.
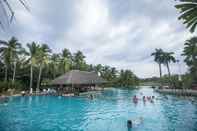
[0,87,197,131]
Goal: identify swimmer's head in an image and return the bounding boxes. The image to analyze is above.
[127,120,132,128]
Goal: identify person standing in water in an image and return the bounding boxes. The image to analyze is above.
[133,95,138,103]
[89,94,94,100]
[143,96,146,102]
[127,120,132,128]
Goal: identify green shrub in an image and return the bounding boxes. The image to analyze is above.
[182,74,193,89]
[0,81,26,93]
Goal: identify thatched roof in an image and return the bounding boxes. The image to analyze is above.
[51,70,107,85]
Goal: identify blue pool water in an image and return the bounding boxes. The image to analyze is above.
[0,87,197,131]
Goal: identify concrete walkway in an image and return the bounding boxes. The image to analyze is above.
[155,89,197,97]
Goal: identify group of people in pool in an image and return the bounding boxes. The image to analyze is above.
[133,95,155,104]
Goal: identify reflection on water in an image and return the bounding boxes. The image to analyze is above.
[0,87,197,131]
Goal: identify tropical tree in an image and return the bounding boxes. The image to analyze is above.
[175,0,197,33]
[26,42,39,90]
[0,37,140,92]
[61,49,72,73]
[101,66,111,81]
[36,44,51,91]
[116,69,138,87]
[50,53,61,78]
[182,36,197,82]
[0,37,23,83]
[95,64,103,74]
[0,41,10,82]
[162,52,176,78]
[73,51,87,70]
[151,48,164,78]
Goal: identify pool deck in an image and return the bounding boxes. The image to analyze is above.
[155,89,197,97]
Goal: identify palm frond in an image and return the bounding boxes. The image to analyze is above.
[18,0,30,11]
[0,40,8,45]
[0,0,29,30]
[175,1,197,32]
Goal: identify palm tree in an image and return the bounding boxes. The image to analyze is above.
[0,37,23,83]
[36,44,51,92]
[151,48,164,78]
[182,36,197,81]
[0,40,10,81]
[116,69,138,87]
[27,42,39,91]
[50,53,61,78]
[162,52,176,78]
[175,0,197,33]
[73,51,86,70]
[95,64,103,75]
[61,49,72,73]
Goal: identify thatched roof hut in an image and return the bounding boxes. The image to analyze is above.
[51,70,106,86]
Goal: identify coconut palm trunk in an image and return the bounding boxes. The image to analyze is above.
[12,61,16,84]
[159,63,162,78]
[37,64,43,92]
[30,64,33,90]
[166,62,171,77]
[53,66,56,79]
[4,66,8,82]
[166,62,173,88]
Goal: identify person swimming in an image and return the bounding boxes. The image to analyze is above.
[89,94,94,100]
[147,96,151,101]
[127,117,144,129]
[127,120,132,128]
[133,95,138,103]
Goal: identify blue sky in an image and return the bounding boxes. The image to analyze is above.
[0,0,193,78]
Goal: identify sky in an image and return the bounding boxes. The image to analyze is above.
[0,0,194,78]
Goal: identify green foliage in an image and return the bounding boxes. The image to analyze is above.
[72,51,87,70]
[181,73,193,88]
[0,81,10,93]
[115,70,139,87]
[140,75,182,89]
[151,48,176,87]
[151,49,164,64]
[151,48,164,78]
[0,37,24,82]
[0,81,25,93]
[0,37,139,93]
[182,36,197,83]
[175,0,197,33]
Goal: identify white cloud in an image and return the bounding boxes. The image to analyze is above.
[74,0,109,37]
[0,0,192,78]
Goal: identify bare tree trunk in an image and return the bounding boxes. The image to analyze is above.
[158,63,163,87]
[166,62,173,88]
[4,66,8,82]
[159,63,162,78]
[53,65,56,79]
[166,62,171,77]
[37,64,42,92]
[30,64,33,90]
[12,62,16,84]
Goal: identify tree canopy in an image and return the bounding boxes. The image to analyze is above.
[0,37,139,92]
